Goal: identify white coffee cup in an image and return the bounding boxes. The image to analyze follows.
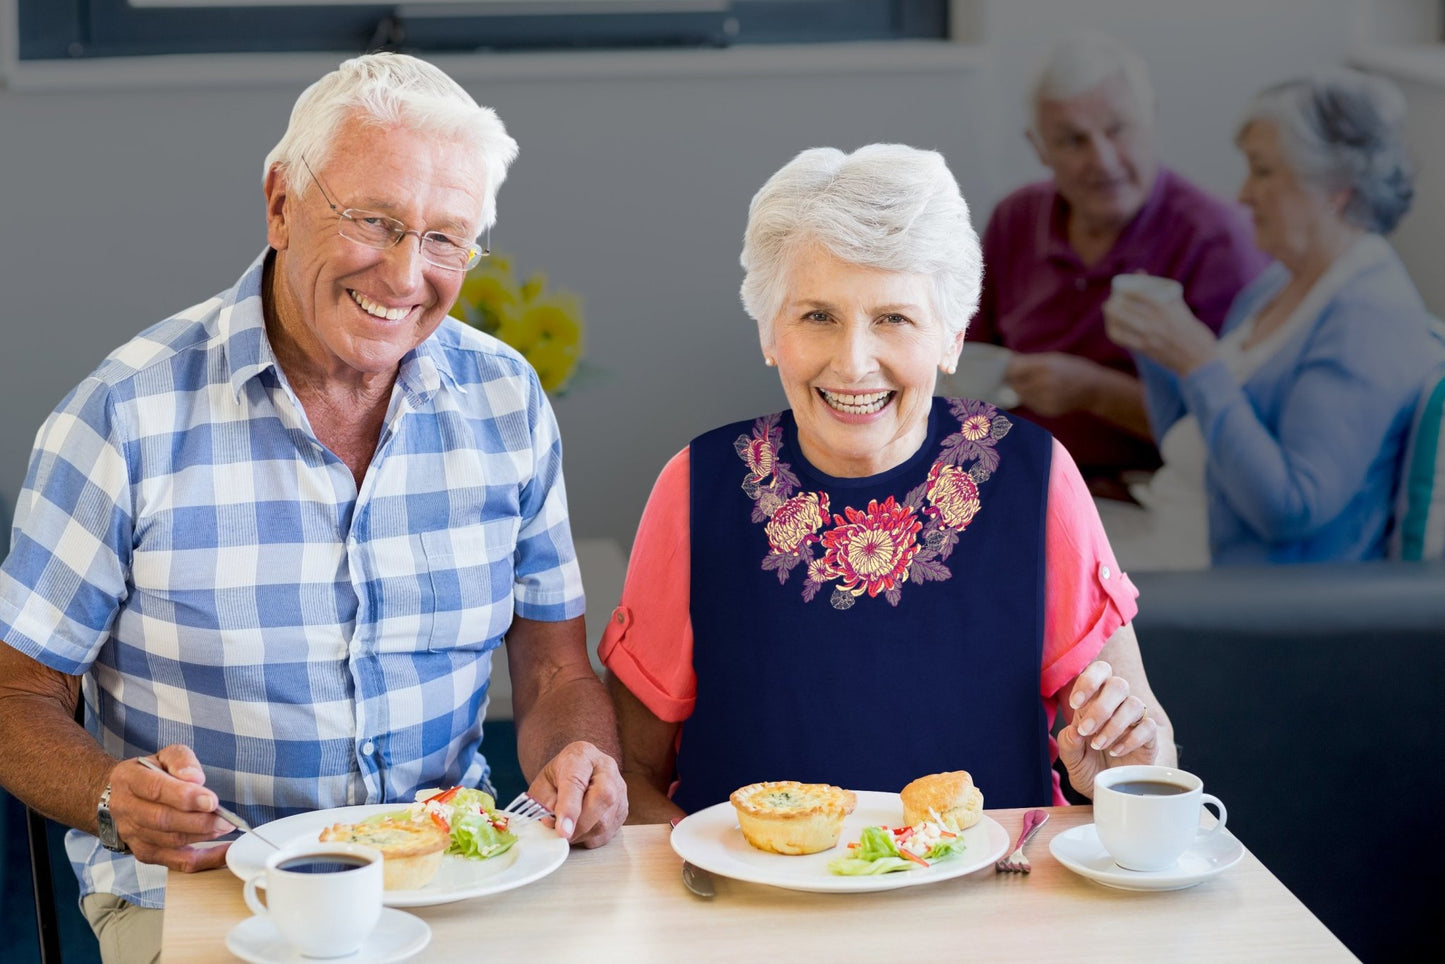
[1092,765,1227,872]
[242,843,383,958]
[1109,273,1183,304]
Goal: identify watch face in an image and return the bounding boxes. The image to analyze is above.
[97,788,128,853]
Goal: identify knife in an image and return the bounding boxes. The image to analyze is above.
[137,756,282,849]
[671,815,716,899]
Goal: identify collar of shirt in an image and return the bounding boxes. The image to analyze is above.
[1041,167,1173,278]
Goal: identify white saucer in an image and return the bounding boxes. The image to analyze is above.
[1048,823,1244,892]
[225,906,430,963]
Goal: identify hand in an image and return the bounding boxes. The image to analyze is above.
[527,741,628,848]
[1058,660,1161,799]
[1103,290,1218,376]
[106,745,233,872]
[1004,352,1104,417]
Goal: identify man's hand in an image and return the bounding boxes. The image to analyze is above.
[527,741,627,848]
[1004,351,1105,417]
[107,745,233,872]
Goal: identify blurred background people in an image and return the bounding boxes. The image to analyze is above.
[601,144,1173,824]
[1101,68,1444,568]
[965,31,1266,500]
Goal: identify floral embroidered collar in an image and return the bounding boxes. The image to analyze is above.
[735,399,1012,610]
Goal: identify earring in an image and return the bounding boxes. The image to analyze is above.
[941,362,956,374]
[764,357,776,367]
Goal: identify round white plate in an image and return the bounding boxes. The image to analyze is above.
[226,804,568,907]
[225,905,429,963]
[670,789,1009,894]
[1048,823,1244,892]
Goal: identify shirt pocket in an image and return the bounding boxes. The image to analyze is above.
[418,522,517,654]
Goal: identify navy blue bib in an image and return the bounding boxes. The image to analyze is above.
[674,397,1054,813]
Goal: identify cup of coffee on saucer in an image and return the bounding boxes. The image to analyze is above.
[241,843,384,958]
[1092,765,1227,873]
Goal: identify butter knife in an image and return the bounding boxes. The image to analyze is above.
[671,815,716,899]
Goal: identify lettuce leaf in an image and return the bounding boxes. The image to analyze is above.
[449,811,518,860]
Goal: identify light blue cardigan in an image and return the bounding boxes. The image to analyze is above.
[1136,242,1445,565]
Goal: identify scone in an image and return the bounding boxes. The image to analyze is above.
[900,771,984,831]
[319,818,449,890]
[729,781,857,855]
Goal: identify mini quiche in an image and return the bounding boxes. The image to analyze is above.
[319,818,449,890]
[729,781,858,855]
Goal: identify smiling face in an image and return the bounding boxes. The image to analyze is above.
[765,243,963,478]
[1235,119,1341,264]
[264,116,487,389]
[1031,71,1158,234]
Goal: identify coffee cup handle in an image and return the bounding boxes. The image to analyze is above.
[242,873,269,917]
[1198,793,1228,837]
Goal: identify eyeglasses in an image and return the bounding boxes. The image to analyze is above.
[300,157,489,272]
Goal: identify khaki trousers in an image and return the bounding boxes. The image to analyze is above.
[79,892,162,964]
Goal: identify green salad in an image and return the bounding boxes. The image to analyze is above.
[362,785,519,861]
[827,823,968,876]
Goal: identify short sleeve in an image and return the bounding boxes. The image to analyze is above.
[598,448,696,722]
[511,377,585,620]
[1039,439,1139,698]
[0,378,134,675]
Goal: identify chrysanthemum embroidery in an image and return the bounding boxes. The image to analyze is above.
[736,399,1011,609]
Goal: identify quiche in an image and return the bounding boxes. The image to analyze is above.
[319,818,449,890]
[729,781,858,855]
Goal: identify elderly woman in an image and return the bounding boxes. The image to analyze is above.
[600,144,1175,822]
[1101,70,1445,569]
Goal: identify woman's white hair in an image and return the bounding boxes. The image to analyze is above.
[1237,68,1413,234]
[263,52,519,231]
[740,144,982,342]
[1028,30,1155,130]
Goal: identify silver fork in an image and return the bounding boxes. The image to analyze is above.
[501,791,554,823]
[995,809,1049,873]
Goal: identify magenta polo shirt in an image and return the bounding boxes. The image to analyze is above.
[969,167,1266,480]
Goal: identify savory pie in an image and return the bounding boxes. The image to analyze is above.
[729,781,858,855]
[319,818,450,890]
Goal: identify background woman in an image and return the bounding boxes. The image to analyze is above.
[600,144,1174,823]
[1101,69,1444,568]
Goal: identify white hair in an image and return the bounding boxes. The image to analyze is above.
[263,52,519,231]
[739,144,982,342]
[1028,30,1156,130]
[1237,69,1413,234]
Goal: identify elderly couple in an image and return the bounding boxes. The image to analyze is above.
[0,38,1436,964]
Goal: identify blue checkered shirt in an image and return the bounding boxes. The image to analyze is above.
[0,253,584,907]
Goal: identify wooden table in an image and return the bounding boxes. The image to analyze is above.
[162,806,1353,962]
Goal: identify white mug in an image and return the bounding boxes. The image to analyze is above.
[1109,273,1183,304]
[242,843,383,958]
[1093,765,1227,872]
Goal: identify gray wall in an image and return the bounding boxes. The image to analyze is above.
[0,1,1365,553]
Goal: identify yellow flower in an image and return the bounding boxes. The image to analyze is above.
[451,265,521,334]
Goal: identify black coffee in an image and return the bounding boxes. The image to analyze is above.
[277,855,371,874]
[1111,780,1190,796]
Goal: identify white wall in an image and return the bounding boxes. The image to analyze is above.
[0,1,1374,565]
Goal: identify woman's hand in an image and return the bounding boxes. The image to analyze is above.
[1058,659,1164,799]
[1103,290,1219,376]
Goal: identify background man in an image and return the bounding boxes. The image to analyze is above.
[968,31,1266,497]
[0,53,625,963]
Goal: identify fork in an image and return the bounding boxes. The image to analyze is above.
[501,791,554,823]
[995,809,1050,873]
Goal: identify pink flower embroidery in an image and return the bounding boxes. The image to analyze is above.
[925,462,981,531]
[960,413,991,441]
[818,497,922,598]
[743,437,776,481]
[765,492,831,554]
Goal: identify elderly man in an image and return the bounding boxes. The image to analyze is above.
[0,53,625,962]
[968,31,1266,497]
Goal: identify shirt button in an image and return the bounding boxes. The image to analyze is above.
[1100,564,1112,580]
[362,740,375,756]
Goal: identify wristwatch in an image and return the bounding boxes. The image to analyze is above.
[96,783,129,853]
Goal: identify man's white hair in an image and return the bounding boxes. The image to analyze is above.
[263,52,519,231]
[740,144,983,344]
[1028,30,1156,131]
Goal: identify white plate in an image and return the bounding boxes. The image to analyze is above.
[226,905,430,963]
[1048,823,1244,892]
[670,790,1009,894]
[226,804,568,907]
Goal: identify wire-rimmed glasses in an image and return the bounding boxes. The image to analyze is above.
[300,156,489,272]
